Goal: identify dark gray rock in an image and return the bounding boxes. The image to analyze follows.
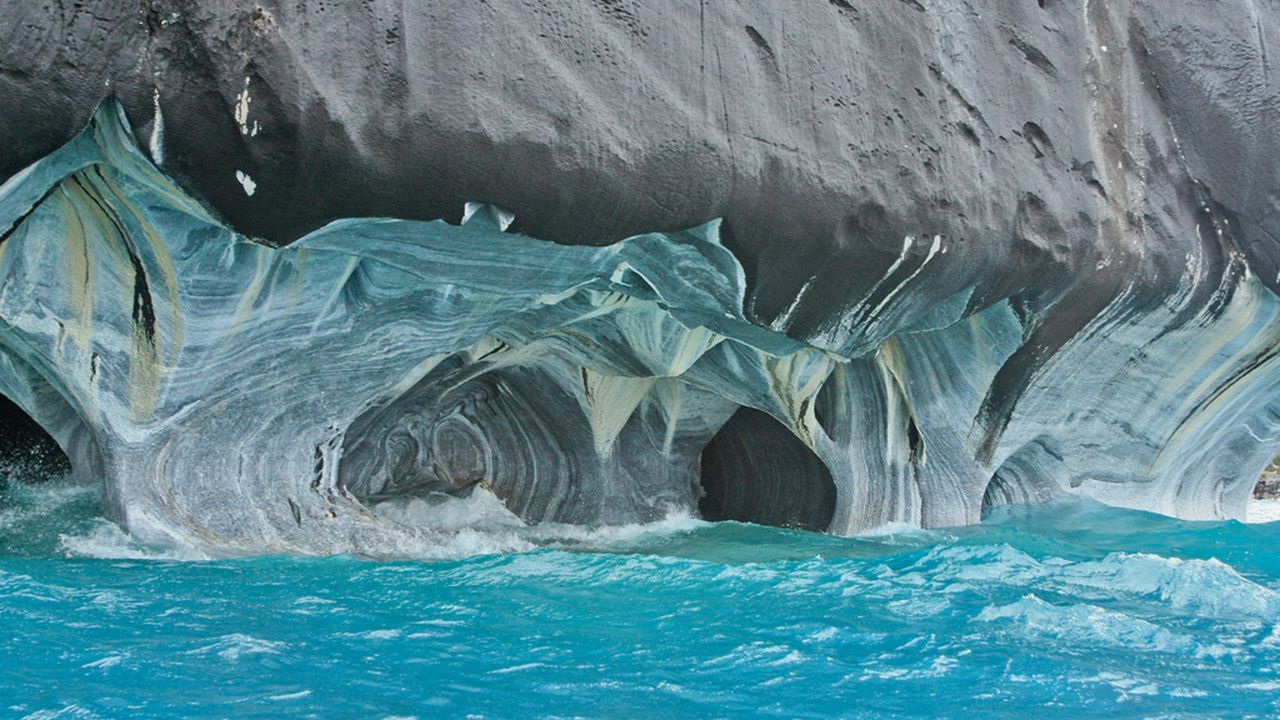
[1256,468,1280,500]
[5,1,1276,321]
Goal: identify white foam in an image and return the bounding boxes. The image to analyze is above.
[81,654,125,670]
[374,488,523,533]
[1247,498,1280,523]
[1238,679,1280,691]
[267,690,312,701]
[187,633,286,662]
[913,544,1280,624]
[422,527,535,559]
[529,508,709,550]
[855,521,944,544]
[489,662,545,675]
[18,704,98,719]
[58,519,211,561]
[369,488,708,558]
[0,481,96,533]
[1062,553,1280,621]
[978,594,1196,653]
[15,482,693,561]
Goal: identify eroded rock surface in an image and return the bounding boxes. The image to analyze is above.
[1,2,1279,553]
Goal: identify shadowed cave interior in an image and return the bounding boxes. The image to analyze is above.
[338,356,592,524]
[699,407,837,532]
[980,437,1064,518]
[334,352,840,532]
[0,394,70,484]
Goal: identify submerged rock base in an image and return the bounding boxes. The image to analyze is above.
[1,103,1278,555]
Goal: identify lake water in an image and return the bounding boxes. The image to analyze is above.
[2,477,1278,718]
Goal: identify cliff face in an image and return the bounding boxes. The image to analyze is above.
[7,1,1279,311]
[1,1,1278,553]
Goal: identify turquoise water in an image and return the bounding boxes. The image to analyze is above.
[2,477,1279,718]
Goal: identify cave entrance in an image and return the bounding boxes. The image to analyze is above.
[698,406,836,532]
[339,356,591,525]
[980,437,1062,518]
[0,393,71,485]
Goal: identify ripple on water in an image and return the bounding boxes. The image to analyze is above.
[0,486,1279,717]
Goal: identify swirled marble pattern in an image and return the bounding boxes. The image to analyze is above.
[0,102,1278,555]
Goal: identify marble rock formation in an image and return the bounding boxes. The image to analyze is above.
[0,1,1278,553]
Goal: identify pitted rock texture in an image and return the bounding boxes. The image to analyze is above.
[5,1,1277,323]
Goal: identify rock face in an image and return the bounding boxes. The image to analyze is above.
[0,1,1278,553]
[1256,466,1280,500]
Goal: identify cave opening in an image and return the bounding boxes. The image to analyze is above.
[980,437,1062,518]
[339,356,592,525]
[698,406,837,532]
[0,392,70,486]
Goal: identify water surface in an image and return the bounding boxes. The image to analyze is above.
[2,477,1278,718]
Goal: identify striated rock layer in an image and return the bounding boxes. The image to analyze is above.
[1,1,1278,553]
[0,101,1277,554]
